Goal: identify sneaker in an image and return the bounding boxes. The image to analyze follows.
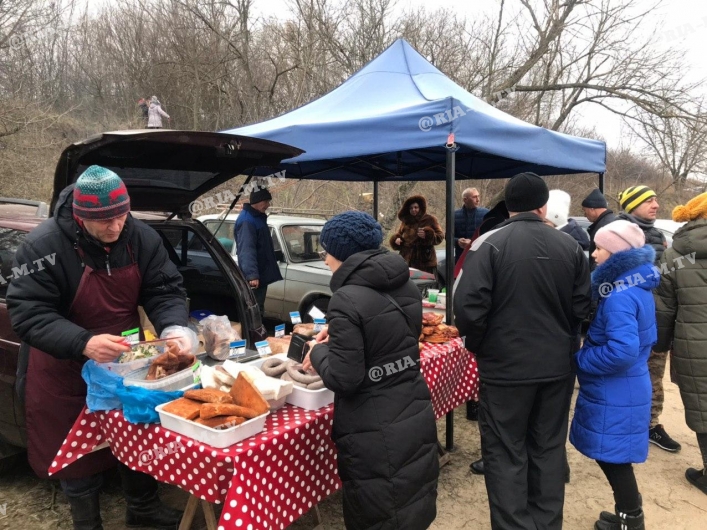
[685,468,707,495]
[648,424,681,452]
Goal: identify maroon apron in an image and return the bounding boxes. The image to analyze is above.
[26,246,141,480]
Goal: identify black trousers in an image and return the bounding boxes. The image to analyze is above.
[595,461,641,513]
[479,376,574,530]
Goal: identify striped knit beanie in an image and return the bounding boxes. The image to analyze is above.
[73,165,131,220]
[618,185,656,214]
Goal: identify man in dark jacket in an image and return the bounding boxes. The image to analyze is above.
[7,166,189,530]
[234,188,282,315]
[454,172,591,530]
[453,188,489,262]
[616,185,681,454]
[582,188,616,271]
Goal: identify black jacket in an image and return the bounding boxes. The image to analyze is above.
[560,218,590,251]
[454,213,591,385]
[7,186,188,360]
[587,209,617,270]
[310,249,438,530]
[616,212,666,265]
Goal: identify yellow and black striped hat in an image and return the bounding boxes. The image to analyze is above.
[618,185,657,213]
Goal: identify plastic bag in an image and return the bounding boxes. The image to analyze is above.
[82,360,124,412]
[201,315,236,360]
[116,385,184,424]
[160,325,199,356]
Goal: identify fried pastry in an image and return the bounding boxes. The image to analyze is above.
[184,388,233,404]
[229,373,270,416]
[200,402,259,420]
[162,398,202,420]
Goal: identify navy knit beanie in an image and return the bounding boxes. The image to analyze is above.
[320,211,383,262]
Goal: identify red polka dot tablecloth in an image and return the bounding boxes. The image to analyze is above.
[49,340,477,528]
[420,337,479,419]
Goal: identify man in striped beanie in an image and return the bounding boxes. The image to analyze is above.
[616,185,681,454]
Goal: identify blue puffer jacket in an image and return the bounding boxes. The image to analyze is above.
[234,205,283,287]
[570,245,658,464]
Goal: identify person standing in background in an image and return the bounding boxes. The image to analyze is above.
[390,195,444,274]
[654,192,707,495]
[616,185,681,454]
[582,189,616,271]
[147,96,170,129]
[453,188,489,263]
[545,189,590,250]
[234,188,282,316]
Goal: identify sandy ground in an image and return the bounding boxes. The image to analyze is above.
[0,363,704,529]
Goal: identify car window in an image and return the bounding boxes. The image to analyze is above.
[203,220,235,242]
[0,228,29,299]
[281,225,323,263]
[270,227,282,253]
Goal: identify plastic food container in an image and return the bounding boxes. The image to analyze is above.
[123,360,202,392]
[244,354,333,410]
[155,403,268,448]
[286,386,334,410]
[102,339,172,376]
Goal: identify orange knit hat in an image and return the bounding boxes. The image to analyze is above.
[673,192,707,222]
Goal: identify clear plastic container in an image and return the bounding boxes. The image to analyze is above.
[103,339,172,376]
[123,360,202,392]
[155,403,268,448]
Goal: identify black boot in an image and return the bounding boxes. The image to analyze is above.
[686,467,707,495]
[466,400,479,421]
[118,464,183,529]
[595,509,645,530]
[469,458,484,475]
[67,492,103,530]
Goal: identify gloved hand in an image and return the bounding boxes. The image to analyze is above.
[160,325,199,356]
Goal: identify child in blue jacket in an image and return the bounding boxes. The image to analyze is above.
[570,220,658,530]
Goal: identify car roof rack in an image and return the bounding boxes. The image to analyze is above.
[0,197,50,218]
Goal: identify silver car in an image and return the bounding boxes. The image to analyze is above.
[199,213,438,322]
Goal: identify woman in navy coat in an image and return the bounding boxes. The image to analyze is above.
[570,220,658,530]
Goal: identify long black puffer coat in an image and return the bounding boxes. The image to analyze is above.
[310,248,438,530]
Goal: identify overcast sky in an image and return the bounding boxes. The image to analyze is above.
[250,0,707,151]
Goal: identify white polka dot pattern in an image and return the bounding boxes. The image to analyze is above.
[49,339,477,528]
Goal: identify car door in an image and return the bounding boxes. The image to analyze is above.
[0,227,29,448]
[264,226,286,320]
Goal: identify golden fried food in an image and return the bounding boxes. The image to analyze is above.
[184,388,233,404]
[162,398,202,420]
[229,373,270,416]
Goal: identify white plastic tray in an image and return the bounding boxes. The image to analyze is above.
[155,403,268,448]
[124,360,202,392]
[244,354,333,410]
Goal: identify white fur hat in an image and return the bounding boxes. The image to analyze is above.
[546,189,571,228]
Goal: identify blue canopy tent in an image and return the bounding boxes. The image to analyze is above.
[224,38,606,449]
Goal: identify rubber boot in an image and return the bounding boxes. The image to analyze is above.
[118,464,183,529]
[67,492,103,530]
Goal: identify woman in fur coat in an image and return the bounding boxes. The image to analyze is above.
[389,195,444,273]
[570,220,658,530]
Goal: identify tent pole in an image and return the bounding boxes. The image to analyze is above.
[598,172,605,193]
[373,180,379,219]
[445,138,457,452]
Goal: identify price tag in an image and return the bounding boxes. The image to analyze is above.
[255,340,272,357]
[313,318,326,332]
[289,311,302,324]
[275,324,285,338]
[229,340,247,359]
[121,327,140,346]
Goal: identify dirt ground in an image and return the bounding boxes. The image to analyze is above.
[0,364,704,529]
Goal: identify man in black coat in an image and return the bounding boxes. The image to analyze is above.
[581,188,616,271]
[454,173,591,530]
